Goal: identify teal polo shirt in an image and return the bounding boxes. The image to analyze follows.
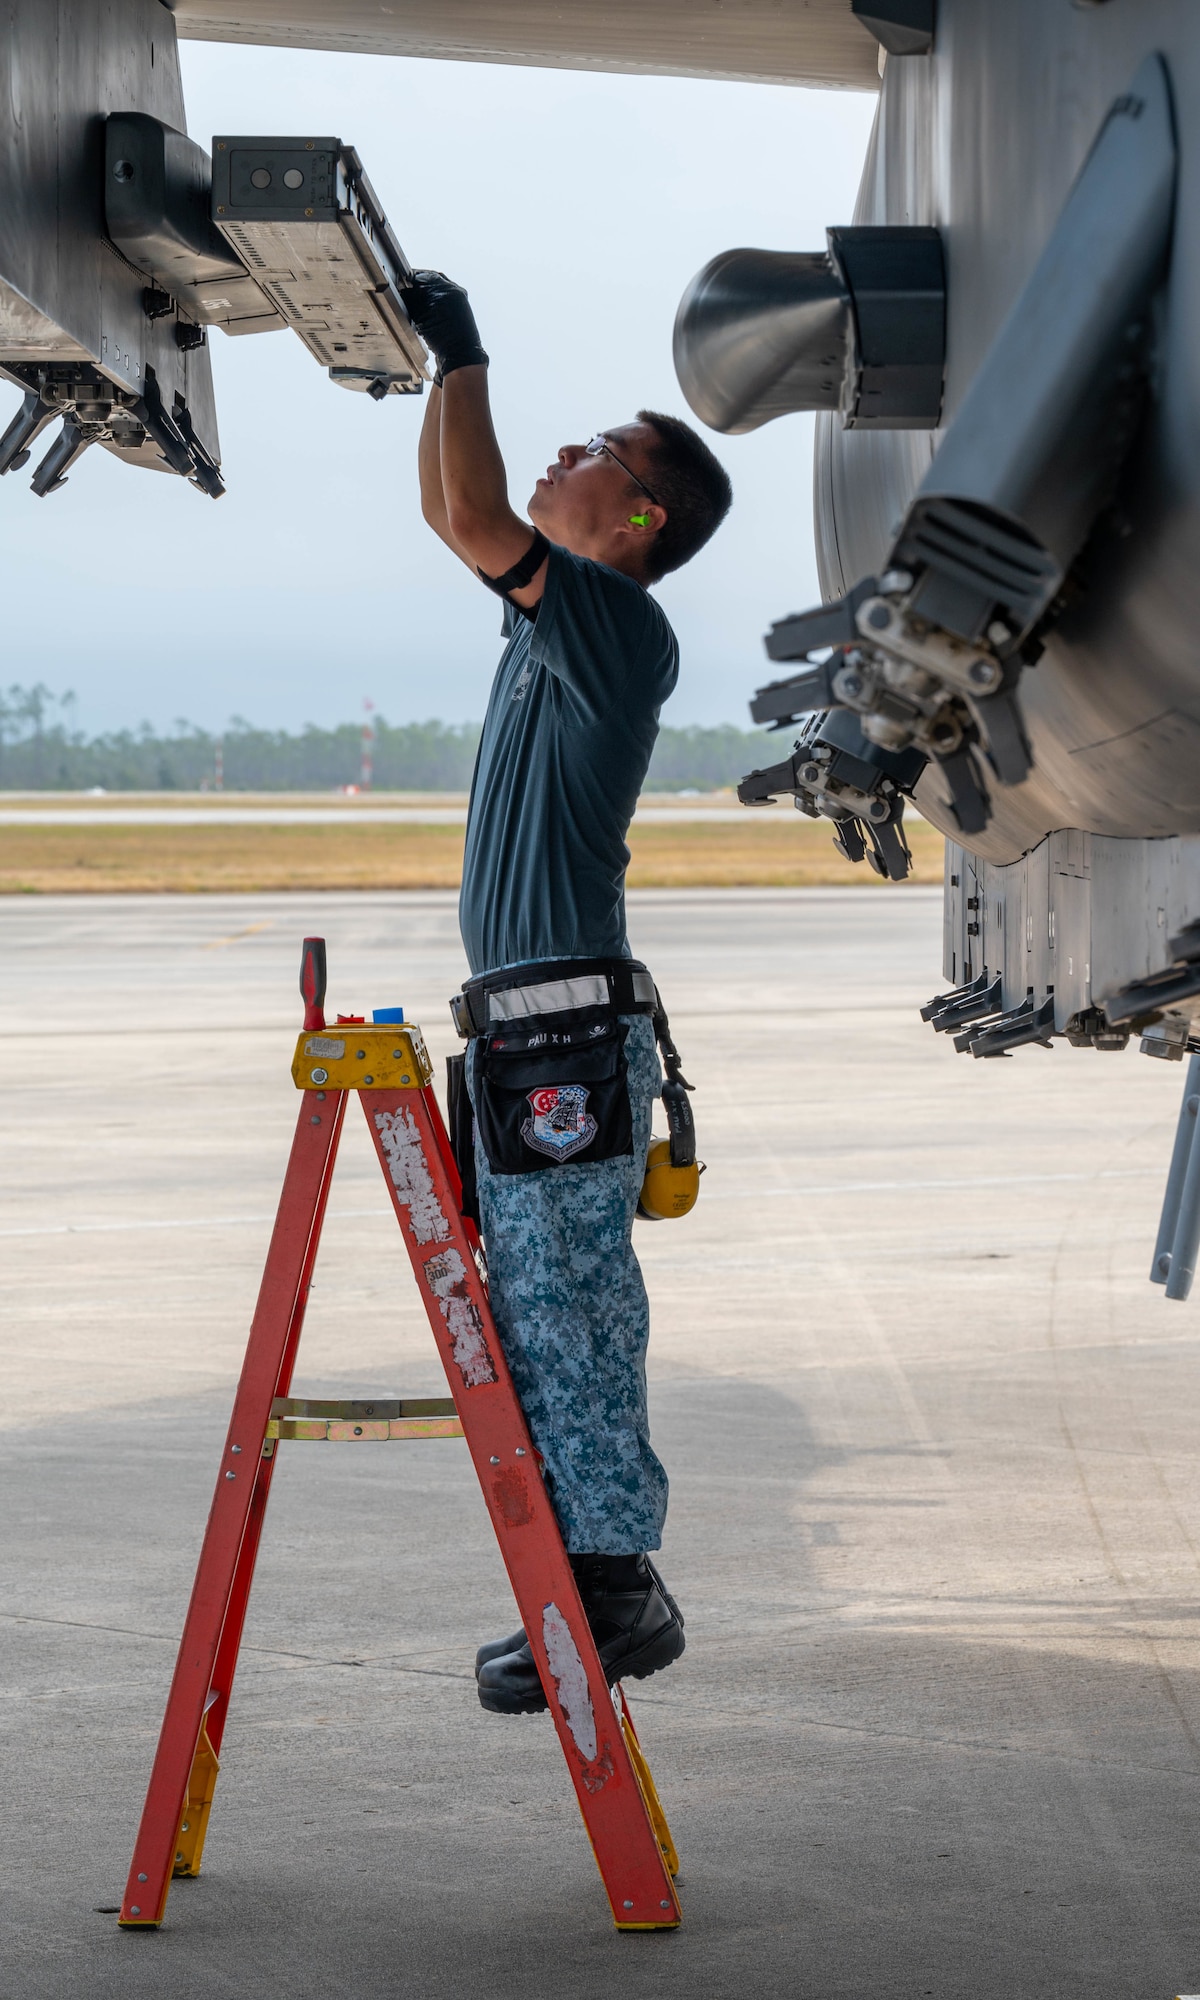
[459,544,679,977]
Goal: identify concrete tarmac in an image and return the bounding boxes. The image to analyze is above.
[3,888,1200,1999]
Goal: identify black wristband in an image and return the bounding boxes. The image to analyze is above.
[477,529,551,598]
[439,346,489,379]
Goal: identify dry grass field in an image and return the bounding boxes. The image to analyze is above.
[0,812,944,893]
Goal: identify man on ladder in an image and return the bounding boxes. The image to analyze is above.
[407,271,732,1714]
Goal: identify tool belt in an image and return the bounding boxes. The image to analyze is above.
[445,957,696,1204]
[450,956,658,1040]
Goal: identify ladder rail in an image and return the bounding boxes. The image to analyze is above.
[205,1087,347,1759]
[360,1083,680,1929]
[119,1089,347,1926]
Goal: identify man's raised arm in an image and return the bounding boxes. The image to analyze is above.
[406,272,548,609]
[417,381,462,557]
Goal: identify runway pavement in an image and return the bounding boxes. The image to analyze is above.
[3,887,1200,1999]
[0,789,749,826]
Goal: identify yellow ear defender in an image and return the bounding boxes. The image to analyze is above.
[637,1007,703,1220]
[638,1138,703,1220]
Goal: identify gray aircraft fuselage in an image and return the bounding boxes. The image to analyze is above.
[818,0,1200,867]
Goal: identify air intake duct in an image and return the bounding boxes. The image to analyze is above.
[673,226,945,436]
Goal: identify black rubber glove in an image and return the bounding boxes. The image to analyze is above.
[404,270,489,381]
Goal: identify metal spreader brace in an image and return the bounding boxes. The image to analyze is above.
[119,938,680,1934]
[1151,1051,1200,1302]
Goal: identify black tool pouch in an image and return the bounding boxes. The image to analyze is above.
[473,1011,633,1176]
[444,1052,480,1224]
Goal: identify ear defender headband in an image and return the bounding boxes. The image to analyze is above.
[628,512,651,528]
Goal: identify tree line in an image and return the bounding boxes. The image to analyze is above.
[0,684,771,793]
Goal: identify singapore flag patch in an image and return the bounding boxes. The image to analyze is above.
[522,1083,598,1162]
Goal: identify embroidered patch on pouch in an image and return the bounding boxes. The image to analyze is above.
[521,1083,598,1162]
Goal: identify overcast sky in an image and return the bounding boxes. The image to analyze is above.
[0,44,875,736]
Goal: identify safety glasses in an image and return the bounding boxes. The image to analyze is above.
[585,434,661,508]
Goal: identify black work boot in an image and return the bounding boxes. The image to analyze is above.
[474,1627,525,1676]
[472,1559,683,1681]
[476,1553,685,1715]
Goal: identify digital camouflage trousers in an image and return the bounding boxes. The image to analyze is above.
[467,1012,668,1554]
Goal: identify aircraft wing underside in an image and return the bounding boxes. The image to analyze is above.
[167,0,881,92]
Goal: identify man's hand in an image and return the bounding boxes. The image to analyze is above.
[405,271,489,381]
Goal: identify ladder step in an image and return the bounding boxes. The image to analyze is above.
[267,1415,464,1442]
[266,1395,463,1443]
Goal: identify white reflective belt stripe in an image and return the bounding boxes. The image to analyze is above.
[631,970,656,1005]
[488,974,611,1022]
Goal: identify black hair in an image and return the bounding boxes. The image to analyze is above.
[634,409,732,583]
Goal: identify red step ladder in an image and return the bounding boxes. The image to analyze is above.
[119,938,680,1933]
